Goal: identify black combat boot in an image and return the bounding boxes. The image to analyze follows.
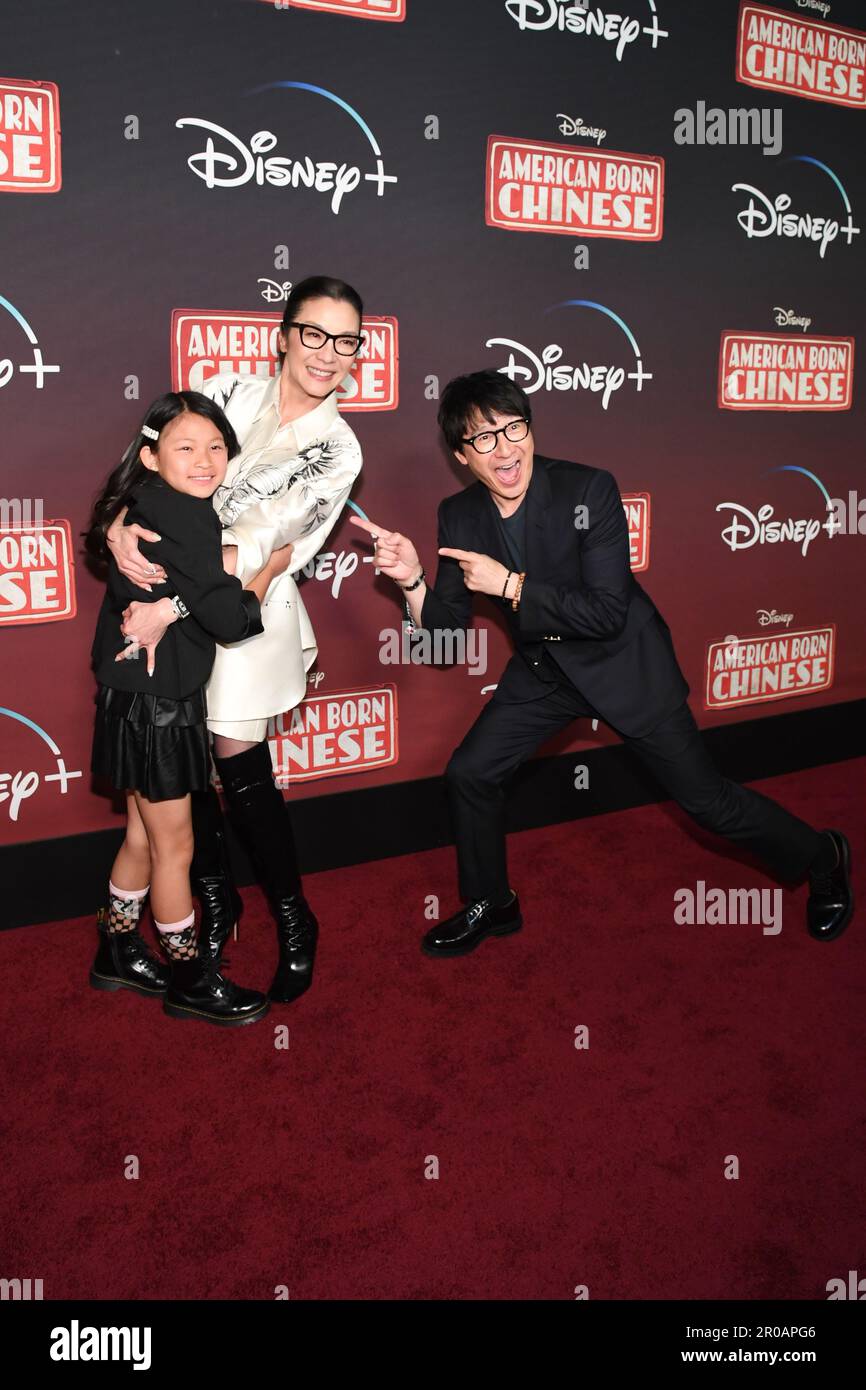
[157,912,269,1027]
[162,956,270,1027]
[89,907,170,998]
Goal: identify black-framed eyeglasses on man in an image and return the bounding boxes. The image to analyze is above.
[461,417,530,454]
[286,322,365,356]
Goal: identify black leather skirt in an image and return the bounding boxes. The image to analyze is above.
[91,685,211,801]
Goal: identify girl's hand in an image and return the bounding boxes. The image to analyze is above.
[350,515,420,585]
[222,544,238,576]
[107,508,167,591]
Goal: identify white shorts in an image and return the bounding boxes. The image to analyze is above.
[207,716,270,742]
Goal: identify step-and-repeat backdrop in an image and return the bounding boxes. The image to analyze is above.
[1,0,864,846]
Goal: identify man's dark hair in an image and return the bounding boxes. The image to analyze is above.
[438,371,532,452]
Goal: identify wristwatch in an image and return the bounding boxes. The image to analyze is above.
[168,594,190,621]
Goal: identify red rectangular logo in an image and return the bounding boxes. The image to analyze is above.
[719,332,854,410]
[284,0,405,19]
[705,625,835,709]
[170,309,398,411]
[736,2,866,108]
[268,686,398,783]
[622,492,651,572]
[0,520,76,625]
[486,136,664,240]
[337,316,399,411]
[0,78,61,192]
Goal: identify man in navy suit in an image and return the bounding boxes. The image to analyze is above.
[352,371,852,954]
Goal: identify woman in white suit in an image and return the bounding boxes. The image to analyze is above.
[107,276,364,1003]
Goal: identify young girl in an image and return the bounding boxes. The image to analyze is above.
[85,391,292,1027]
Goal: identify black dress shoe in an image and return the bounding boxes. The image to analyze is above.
[89,910,170,997]
[422,893,522,957]
[269,894,318,1003]
[163,958,270,1027]
[807,830,853,942]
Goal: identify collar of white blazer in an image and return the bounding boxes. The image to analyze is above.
[250,372,342,451]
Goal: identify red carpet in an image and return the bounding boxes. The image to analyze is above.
[1,758,863,1301]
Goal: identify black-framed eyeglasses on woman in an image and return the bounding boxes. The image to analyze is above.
[461,417,530,454]
[286,322,365,356]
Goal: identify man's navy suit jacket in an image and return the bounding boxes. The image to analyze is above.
[420,453,690,739]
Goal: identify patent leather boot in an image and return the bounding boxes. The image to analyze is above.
[269,893,318,1004]
[89,908,170,997]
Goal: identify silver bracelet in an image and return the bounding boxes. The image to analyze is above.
[169,594,190,621]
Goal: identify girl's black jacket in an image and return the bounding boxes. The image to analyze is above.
[91,474,263,699]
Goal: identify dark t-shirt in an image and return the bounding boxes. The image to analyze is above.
[488,491,567,687]
[489,494,527,574]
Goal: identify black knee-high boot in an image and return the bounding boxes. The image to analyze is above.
[213,741,318,1004]
[190,785,243,965]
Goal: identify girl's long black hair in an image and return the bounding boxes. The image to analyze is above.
[83,391,240,563]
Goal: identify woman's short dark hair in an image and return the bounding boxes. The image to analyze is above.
[277,275,364,362]
[83,391,239,563]
[438,371,532,452]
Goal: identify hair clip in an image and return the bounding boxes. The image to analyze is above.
[141,424,159,440]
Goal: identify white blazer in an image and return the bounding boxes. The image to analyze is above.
[198,371,363,721]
